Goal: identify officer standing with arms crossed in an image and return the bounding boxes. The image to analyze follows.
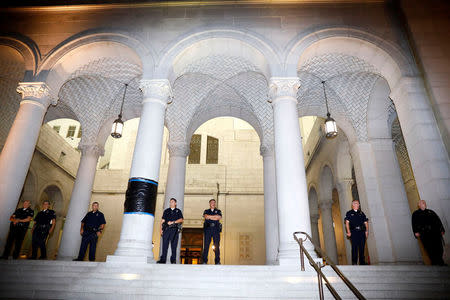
[1,200,34,259]
[30,200,56,260]
[157,198,183,264]
[202,199,222,265]
[345,199,369,265]
[73,202,106,261]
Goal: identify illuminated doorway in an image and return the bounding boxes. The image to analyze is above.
[181,228,203,264]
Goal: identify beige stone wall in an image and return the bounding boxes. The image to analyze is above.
[401,0,450,154]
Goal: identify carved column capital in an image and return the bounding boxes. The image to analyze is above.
[16,82,55,108]
[168,142,190,158]
[260,143,274,157]
[139,79,173,106]
[310,214,320,224]
[78,144,105,157]
[336,178,354,193]
[268,77,300,103]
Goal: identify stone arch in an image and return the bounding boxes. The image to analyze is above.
[319,164,334,203]
[285,27,416,87]
[0,44,27,147]
[156,28,281,82]
[38,33,146,100]
[367,77,395,140]
[0,34,40,77]
[308,185,319,217]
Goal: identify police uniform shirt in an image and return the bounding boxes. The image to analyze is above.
[344,210,368,231]
[162,208,183,222]
[203,208,222,225]
[81,211,106,230]
[34,209,56,226]
[12,207,34,227]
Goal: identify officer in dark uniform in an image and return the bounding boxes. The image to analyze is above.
[344,200,369,265]
[202,199,222,265]
[1,200,34,259]
[73,202,106,262]
[412,200,446,265]
[157,198,184,264]
[30,200,56,259]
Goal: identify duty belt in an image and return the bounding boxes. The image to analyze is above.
[352,226,364,231]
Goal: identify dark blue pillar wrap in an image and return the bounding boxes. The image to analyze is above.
[124,177,158,215]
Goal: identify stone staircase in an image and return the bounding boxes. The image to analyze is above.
[0,260,449,299]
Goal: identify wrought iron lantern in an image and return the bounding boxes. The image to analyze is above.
[111,83,128,138]
[322,81,338,139]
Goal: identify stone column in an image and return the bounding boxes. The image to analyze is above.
[0,82,54,249]
[319,201,338,263]
[310,214,320,248]
[336,179,354,264]
[260,144,279,265]
[108,79,172,263]
[269,77,313,265]
[350,141,395,264]
[58,144,104,260]
[370,138,421,262]
[162,142,189,264]
[391,77,450,245]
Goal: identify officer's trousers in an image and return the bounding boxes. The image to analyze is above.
[31,229,49,259]
[421,233,444,265]
[202,227,220,264]
[160,227,179,263]
[350,230,366,265]
[77,232,98,261]
[2,224,28,259]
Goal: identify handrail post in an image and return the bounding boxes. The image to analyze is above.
[317,261,324,300]
[299,238,305,271]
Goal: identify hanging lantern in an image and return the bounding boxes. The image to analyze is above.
[111,83,128,139]
[324,113,338,139]
[322,81,338,139]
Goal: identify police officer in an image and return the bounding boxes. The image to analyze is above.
[30,200,56,260]
[202,199,222,265]
[412,200,446,265]
[73,202,106,262]
[1,200,34,259]
[345,199,369,265]
[157,198,184,264]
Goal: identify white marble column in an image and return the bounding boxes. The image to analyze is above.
[260,144,279,265]
[162,142,189,264]
[350,141,395,264]
[58,144,104,260]
[108,79,172,263]
[391,77,450,245]
[370,138,421,262]
[319,201,339,263]
[336,179,354,264]
[269,77,313,265]
[0,82,54,250]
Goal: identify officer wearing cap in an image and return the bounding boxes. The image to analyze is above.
[202,199,222,265]
[73,202,106,261]
[345,200,369,265]
[30,200,56,260]
[157,198,184,264]
[1,200,34,259]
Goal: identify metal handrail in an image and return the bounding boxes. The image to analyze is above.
[293,231,366,300]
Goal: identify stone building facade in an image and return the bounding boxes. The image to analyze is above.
[0,0,448,266]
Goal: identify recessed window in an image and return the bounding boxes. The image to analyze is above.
[188,134,201,164]
[206,136,218,164]
[52,126,61,134]
[66,126,76,138]
[77,127,82,138]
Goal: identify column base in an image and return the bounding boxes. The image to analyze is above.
[106,255,155,264]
